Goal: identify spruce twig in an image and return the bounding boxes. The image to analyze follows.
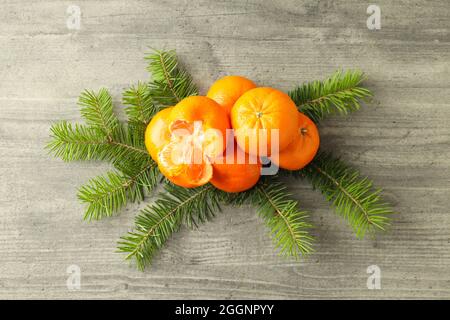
[47,121,111,161]
[123,82,157,124]
[299,152,394,238]
[117,183,221,270]
[146,50,198,106]
[78,88,119,138]
[289,70,372,123]
[253,180,314,257]
[47,122,150,164]
[78,161,157,221]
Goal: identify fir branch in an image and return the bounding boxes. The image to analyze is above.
[252,180,315,258]
[47,121,151,165]
[123,82,157,124]
[215,183,314,258]
[46,121,109,161]
[146,50,198,105]
[216,188,256,207]
[78,88,119,137]
[300,152,394,238]
[48,87,150,164]
[113,151,159,192]
[288,70,372,123]
[78,162,157,221]
[117,183,221,270]
[108,123,150,162]
[126,120,147,151]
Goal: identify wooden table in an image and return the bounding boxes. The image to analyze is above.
[1,0,449,299]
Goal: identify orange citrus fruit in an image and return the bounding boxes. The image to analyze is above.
[159,154,213,188]
[169,96,230,155]
[211,143,261,193]
[154,96,230,188]
[271,112,320,170]
[144,107,173,162]
[207,75,257,115]
[230,87,299,157]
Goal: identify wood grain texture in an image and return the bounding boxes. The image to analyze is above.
[1,0,449,299]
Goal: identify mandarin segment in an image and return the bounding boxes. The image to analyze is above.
[158,139,213,188]
[159,160,213,189]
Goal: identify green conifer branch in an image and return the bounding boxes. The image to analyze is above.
[298,152,394,238]
[78,161,157,221]
[78,88,119,137]
[146,50,198,106]
[123,82,157,124]
[253,180,314,258]
[47,121,109,161]
[117,183,221,270]
[109,123,149,160]
[216,188,256,207]
[288,70,372,123]
[126,120,146,147]
[47,121,150,165]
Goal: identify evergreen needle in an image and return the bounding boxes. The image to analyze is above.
[118,183,221,270]
[289,70,372,123]
[254,180,315,257]
[123,82,157,124]
[300,152,394,238]
[146,50,198,106]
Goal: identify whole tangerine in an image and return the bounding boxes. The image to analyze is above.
[271,112,320,170]
[231,87,299,157]
[207,75,257,115]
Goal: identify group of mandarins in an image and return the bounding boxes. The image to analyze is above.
[144,76,320,193]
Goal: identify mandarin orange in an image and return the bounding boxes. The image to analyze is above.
[144,107,173,162]
[230,87,298,157]
[211,143,261,193]
[207,75,256,115]
[272,112,319,170]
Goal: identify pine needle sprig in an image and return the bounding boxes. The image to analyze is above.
[216,188,256,207]
[46,121,110,161]
[78,88,119,137]
[78,162,157,221]
[123,82,157,124]
[49,92,159,221]
[146,50,198,106]
[252,180,315,258]
[108,123,150,162]
[118,121,146,153]
[74,124,159,221]
[112,143,159,194]
[47,121,151,165]
[47,86,152,166]
[118,183,221,270]
[288,70,372,123]
[300,152,394,238]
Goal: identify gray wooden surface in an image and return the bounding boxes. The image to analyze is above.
[1,0,449,299]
